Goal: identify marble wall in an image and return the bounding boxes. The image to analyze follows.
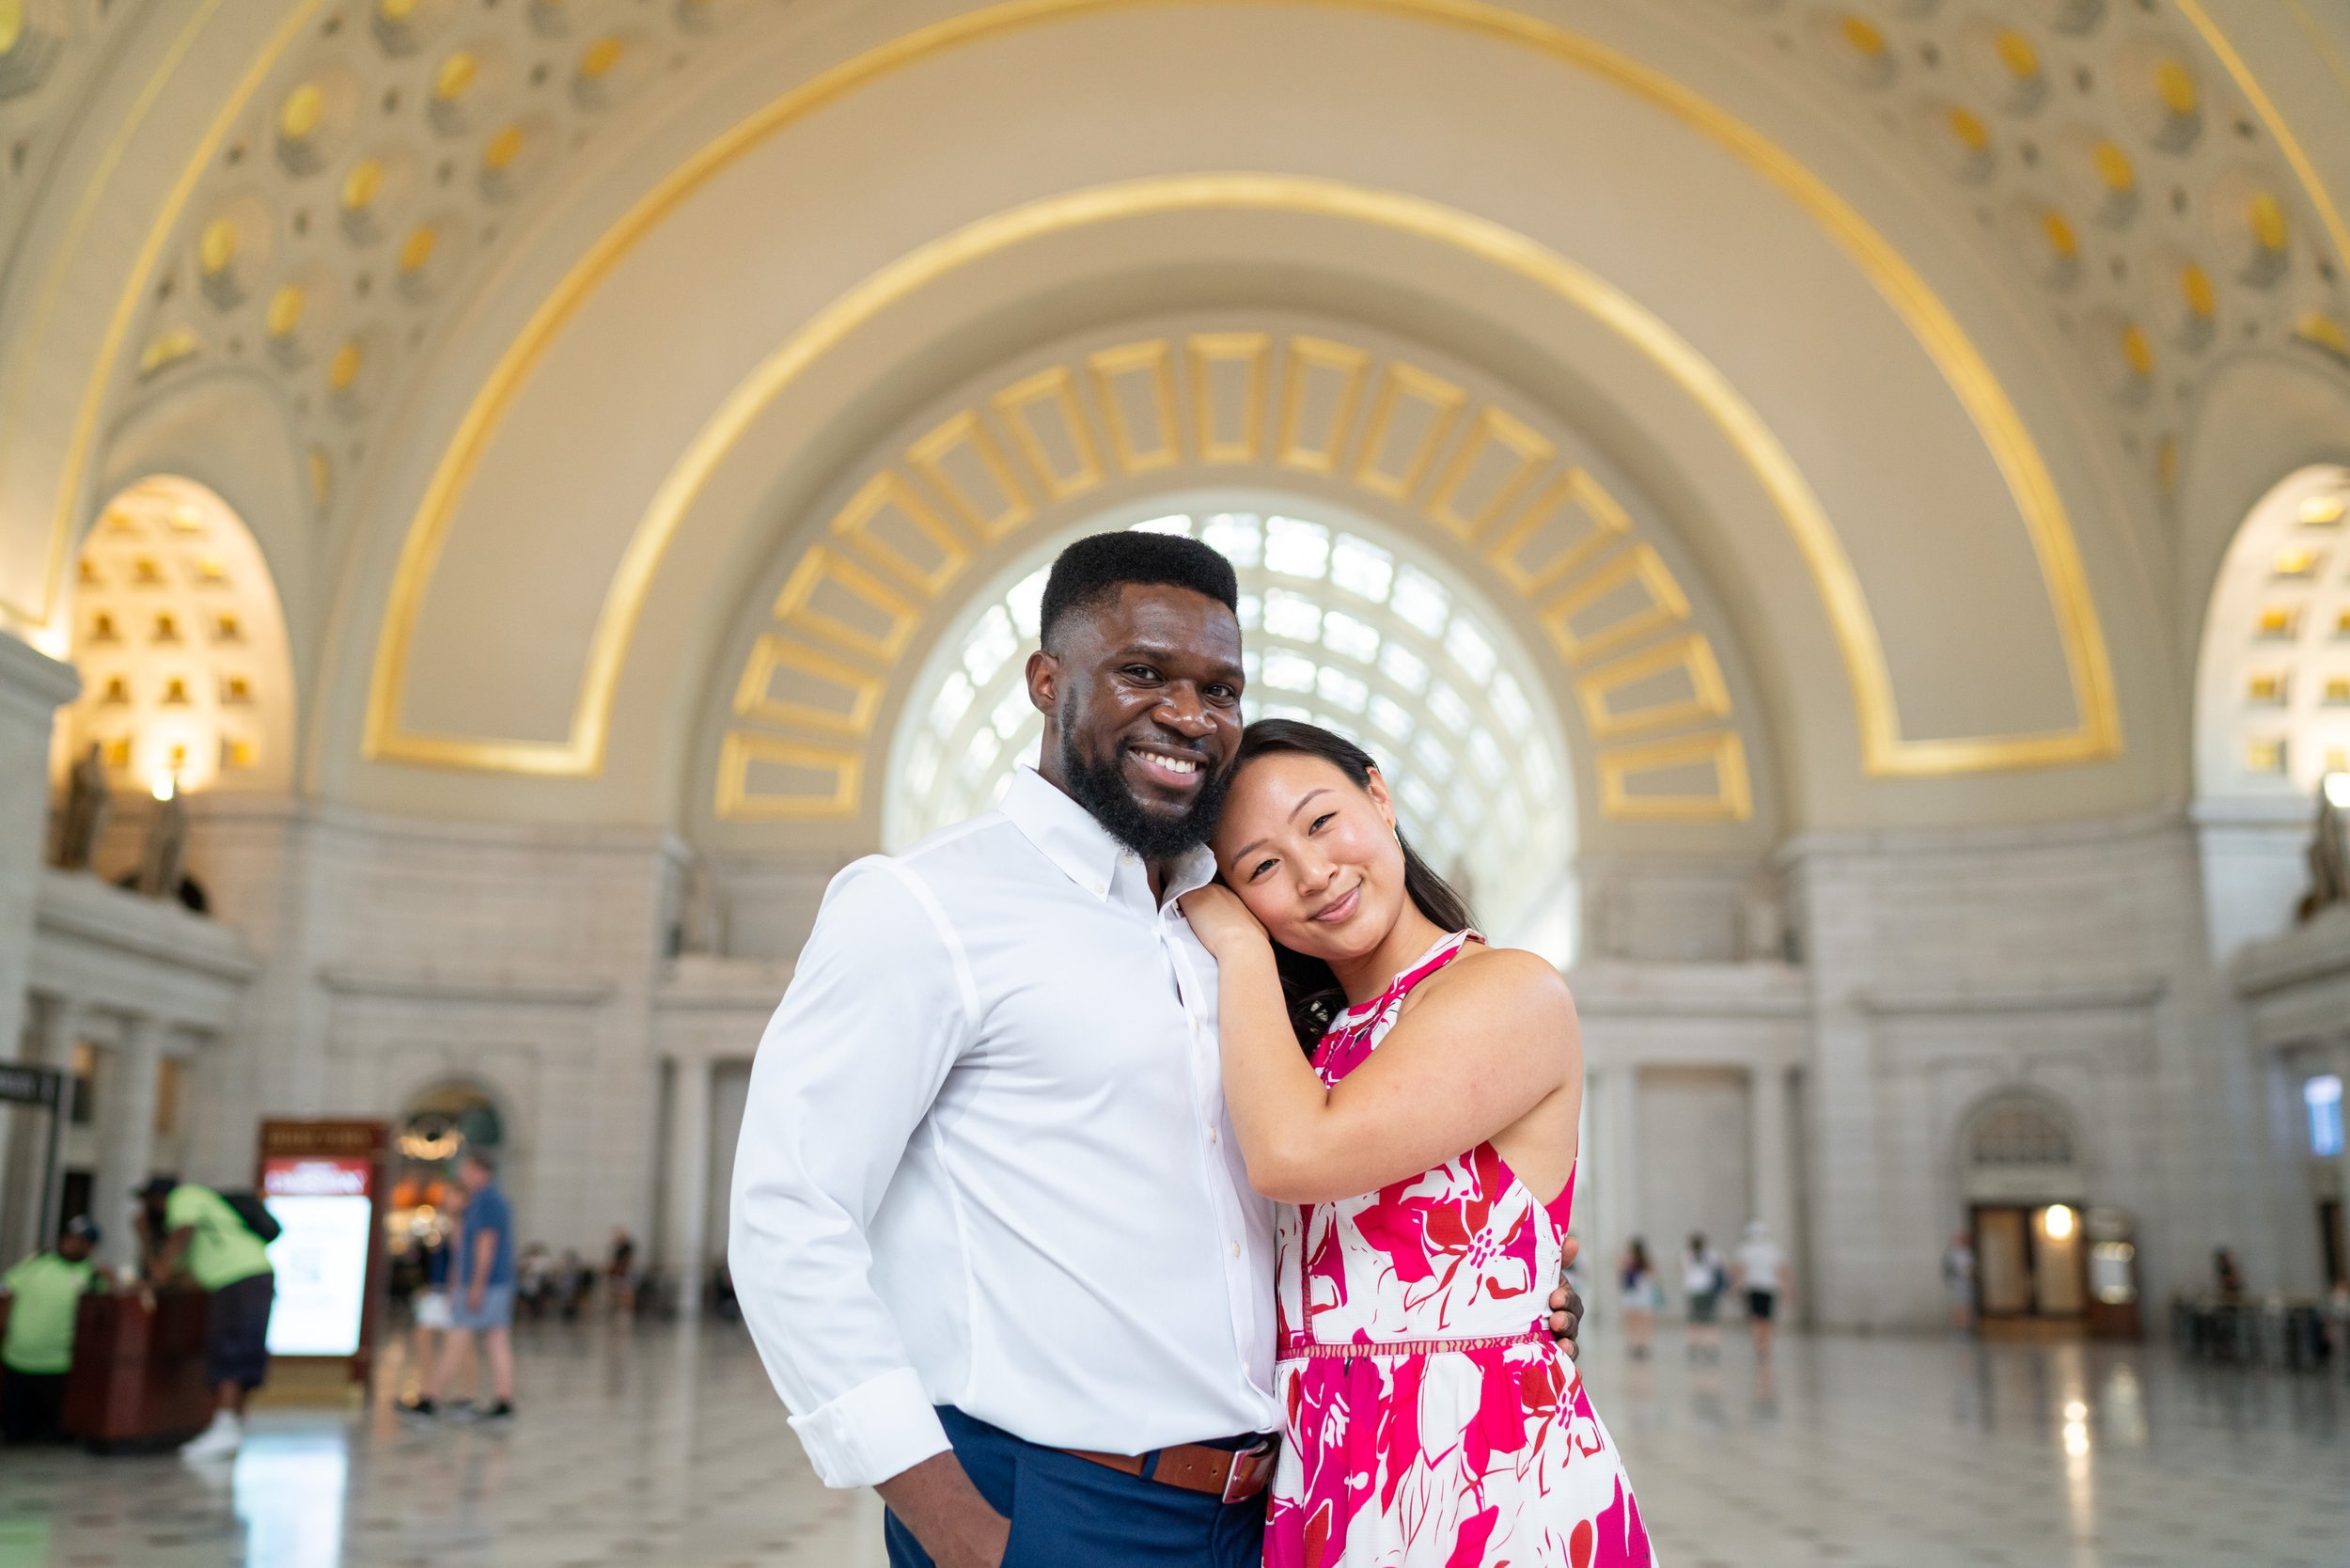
[0,646,2322,1325]
[1786,810,2287,1326]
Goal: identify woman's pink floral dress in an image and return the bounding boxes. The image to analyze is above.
[1267,932,1653,1568]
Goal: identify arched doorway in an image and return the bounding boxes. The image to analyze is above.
[386,1081,509,1308]
[1961,1090,2092,1328]
[883,497,1579,951]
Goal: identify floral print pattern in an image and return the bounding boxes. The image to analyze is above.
[1267,933,1654,1568]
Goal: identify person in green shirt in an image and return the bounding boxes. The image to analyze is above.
[141,1177,276,1459]
[1,1215,103,1444]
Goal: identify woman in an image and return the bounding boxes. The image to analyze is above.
[1682,1233,1724,1362]
[1181,720,1652,1568]
[414,1191,465,1370]
[1620,1239,1661,1360]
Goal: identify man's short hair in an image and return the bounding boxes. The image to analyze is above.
[1038,531,1239,651]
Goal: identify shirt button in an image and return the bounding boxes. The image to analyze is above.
[1230,1244,1242,1260]
[1208,1128,1219,1144]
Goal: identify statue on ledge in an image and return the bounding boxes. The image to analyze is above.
[2299,776,2349,923]
[671,852,728,957]
[134,780,188,900]
[50,743,111,871]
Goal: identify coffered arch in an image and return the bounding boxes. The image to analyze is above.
[683,315,1780,868]
[19,1,2346,829]
[291,0,2206,833]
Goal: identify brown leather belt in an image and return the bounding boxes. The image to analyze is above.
[1064,1438,1277,1504]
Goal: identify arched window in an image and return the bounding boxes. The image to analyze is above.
[1966,1093,2077,1169]
[885,507,1575,934]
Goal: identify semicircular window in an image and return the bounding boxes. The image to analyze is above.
[885,510,1575,932]
[1967,1096,2076,1168]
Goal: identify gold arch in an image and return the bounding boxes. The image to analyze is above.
[368,172,2116,780]
[714,327,1753,823]
[2180,0,2350,273]
[362,0,2122,781]
[4,0,329,635]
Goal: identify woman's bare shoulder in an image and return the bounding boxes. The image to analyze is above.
[1405,942,1574,1021]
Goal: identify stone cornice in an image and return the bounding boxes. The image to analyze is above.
[317,966,616,1008]
[0,630,78,721]
[1851,978,2169,1016]
[34,868,255,985]
[2230,907,2350,1000]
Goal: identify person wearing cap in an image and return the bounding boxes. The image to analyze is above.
[140,1176,275,1459]
[1,1215,104,1444]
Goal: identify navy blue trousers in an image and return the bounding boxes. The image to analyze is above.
[884,1407,1266,1568]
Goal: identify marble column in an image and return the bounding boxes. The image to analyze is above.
[92,1014,164,1272]
[0,635,78,1137]
[1750,1061,1794,1246]
[1592,1064,1640,1309]
[2,996,82,1257]
[2336,1043,2350,1276]
[663,1053,714,1318]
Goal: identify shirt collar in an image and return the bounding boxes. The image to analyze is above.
[1000,765,1217,904]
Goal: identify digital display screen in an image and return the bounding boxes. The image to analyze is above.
[262,1156,373,1358]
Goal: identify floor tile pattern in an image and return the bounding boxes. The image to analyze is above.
[0,1322,2342,1566]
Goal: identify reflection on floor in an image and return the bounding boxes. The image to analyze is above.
[0,1321,2343,1567]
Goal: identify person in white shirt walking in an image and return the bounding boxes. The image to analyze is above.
[730,533,1581,1568]
[1732,1219,1788,1359]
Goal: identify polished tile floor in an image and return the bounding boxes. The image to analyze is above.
[1,1319,2343,1567]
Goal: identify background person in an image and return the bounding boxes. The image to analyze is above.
[516,1243,552,1321]
[405,1152,516,1420]
[141,1176,277,1459]
[1620,1237,1660,1360]
[1943,1231,1977,1334]
[1684,1231,1726,1361]
[1,1216,104,1444]
[606,1227,636,1322]
[411,1190,465,1381]
[1734,1219,1787,1359]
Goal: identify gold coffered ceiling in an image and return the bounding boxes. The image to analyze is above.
[0,0,2343,830]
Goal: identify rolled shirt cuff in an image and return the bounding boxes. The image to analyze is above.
[786,1367,953,1489]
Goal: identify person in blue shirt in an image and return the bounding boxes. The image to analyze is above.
[401,1151,516,1420]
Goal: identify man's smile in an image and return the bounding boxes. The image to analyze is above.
[1125,740,1210,792]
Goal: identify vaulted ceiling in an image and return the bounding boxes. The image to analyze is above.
[3,0,2346,839]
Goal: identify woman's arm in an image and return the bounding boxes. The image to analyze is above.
[1186,888,1576,1204]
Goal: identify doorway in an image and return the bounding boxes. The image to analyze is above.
[1973,1201,2088,1322]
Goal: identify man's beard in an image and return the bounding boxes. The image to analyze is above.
[1059,729,1233,862]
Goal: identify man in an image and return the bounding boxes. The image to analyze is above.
[0,1216,103,1443]
[141,1177,274,1458]
[405,1151,516,1420]
[732,532,1580,1567]
[1732,1219,1787,1359]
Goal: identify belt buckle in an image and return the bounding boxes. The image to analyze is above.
[1221,1440,1276,1504]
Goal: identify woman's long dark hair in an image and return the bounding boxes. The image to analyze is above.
[1230,719,1477,1052]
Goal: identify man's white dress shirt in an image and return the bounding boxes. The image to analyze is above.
[730,766,1279,1490]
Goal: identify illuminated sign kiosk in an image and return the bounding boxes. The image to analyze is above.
[258,1121,388,1396]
